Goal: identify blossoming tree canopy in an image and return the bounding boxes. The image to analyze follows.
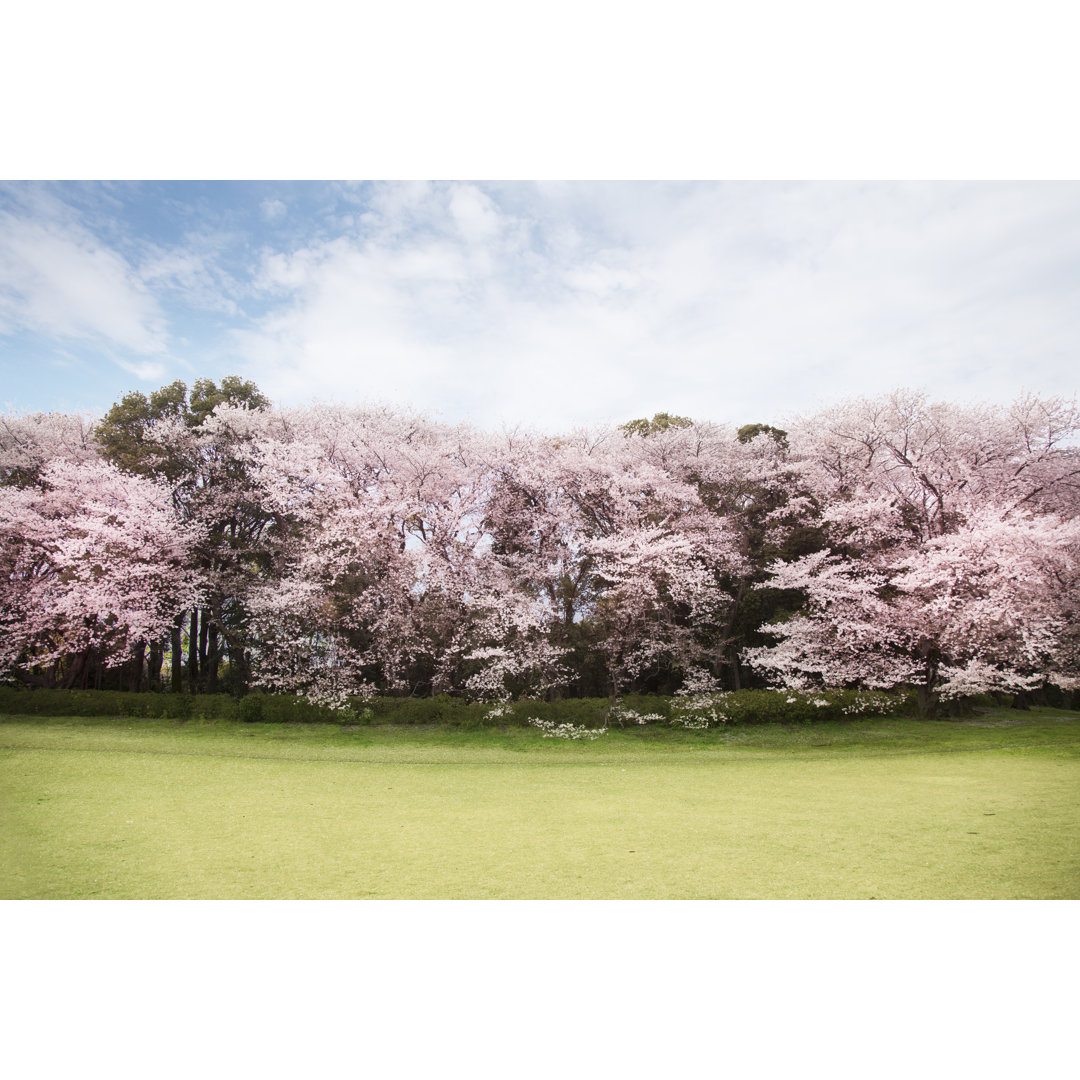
[0,458,202,688]
[1,383,1077,709]
[743,390,1080,711]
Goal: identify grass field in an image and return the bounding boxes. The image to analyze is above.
[3,709,1078,898]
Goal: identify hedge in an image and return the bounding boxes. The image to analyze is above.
[0,686,919,727]
[0,687,238,720]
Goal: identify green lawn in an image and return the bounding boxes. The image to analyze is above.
[3,710,1078,898]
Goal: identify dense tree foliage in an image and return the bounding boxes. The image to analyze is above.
[743,391,1080,712]
[2,384,1077,712]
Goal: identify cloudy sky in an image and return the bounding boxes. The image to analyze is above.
[1,180,1077,431]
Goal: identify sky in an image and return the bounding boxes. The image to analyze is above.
[2,179,1077,433]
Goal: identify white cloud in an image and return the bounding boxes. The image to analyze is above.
[6,181,1075,429]
[448,184,500,245]
[233,182,1080,430]
[114,358,168,381]
[0,211,169,356]
[138,247,240,316]
[260,198,287,222]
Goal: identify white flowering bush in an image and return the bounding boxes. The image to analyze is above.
[667,688,914,725]
[670,693,730,729]
[840,691,905,716]
[528,718,607,740]
[679,668,725,694]
[607,703,665,727]
[769,688,903,722]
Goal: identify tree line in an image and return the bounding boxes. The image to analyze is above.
[2,379,1078,714]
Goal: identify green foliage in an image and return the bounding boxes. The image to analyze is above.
[669,688,917,727]
[620,412,693,437]
[188,376,270,427]
[0,687,922,727]
[736,422,789,448]
[367,695,497,728]
[0,687,339,724]
[237,695,264,723]
[502,697,614,727]
[0,687,237,720]
[94,382,188,479]
[95,375,270,479]
[247,694,350,724]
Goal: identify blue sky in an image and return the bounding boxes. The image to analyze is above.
[2,180,1078,431]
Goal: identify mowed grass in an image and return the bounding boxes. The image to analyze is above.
[2,710,1079,899]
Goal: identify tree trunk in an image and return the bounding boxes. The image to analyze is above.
[608,664,622,711]
[188,609,199,693]
[728,656,742,691]
[171,612,184,693]
[915,637,940,718]
[60,650,89,690]
[721,579,748,691]
[148,642,163,691]
[206,621,219,693]
[198,611,209,683]
[230,641,249,694]
[916,683,938,718]
[129,641,145,692]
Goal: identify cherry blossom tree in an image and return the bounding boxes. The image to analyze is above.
[3,386,1076,713]
[0,458,203,688]
[221,403,506,703]
[96,378,273,693]
[1,411,99,485]
[744,391,1080,713]
[480,421,751,699]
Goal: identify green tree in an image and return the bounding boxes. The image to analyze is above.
[188,376,270,427]
[736,423,788,449]
[96,377,272,695]
[95,380,189,481]
[620,412,694,437]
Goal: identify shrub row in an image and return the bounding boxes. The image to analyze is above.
[365,693,679,728]
[0,686,919,726]
[665,688,918,727]
[0,687,241,720]
[0,687,341,724]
